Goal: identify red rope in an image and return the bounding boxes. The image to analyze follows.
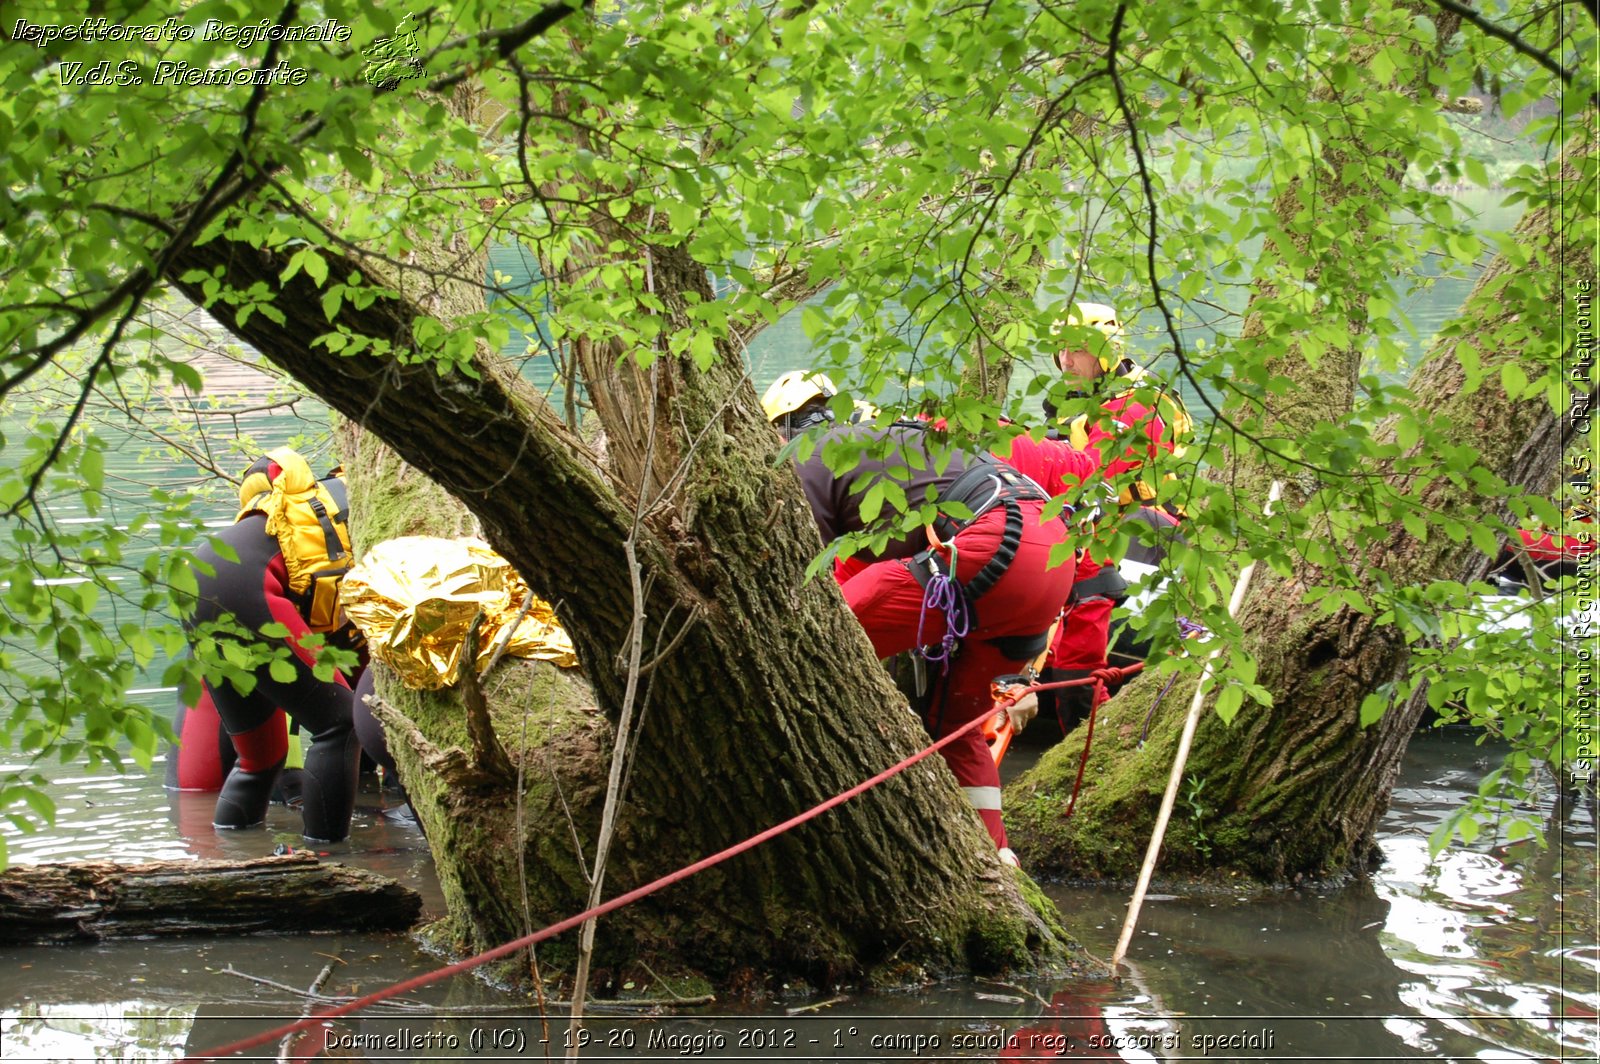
[179,709,1001,1064]
[1065,679,1106,819]
[1007,663,1144,819]
[186,663,1150,1063]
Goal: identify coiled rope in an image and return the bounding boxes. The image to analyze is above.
[914,544,968,670]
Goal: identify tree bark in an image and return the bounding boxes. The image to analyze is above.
[0,855,421,943]
[1224,4,1465,503]
[167,217,1077,990]
[1008,139,1589,883]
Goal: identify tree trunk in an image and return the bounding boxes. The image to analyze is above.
[0,855,421,943]
[1007,141,1588,882]
[168,215,1078,991]
[1224,4,1463,503]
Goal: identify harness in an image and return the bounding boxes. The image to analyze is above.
[1068,565,1129,605]
[906,455,1064,709]
[237,447,354,634]
[910,456,1053,609]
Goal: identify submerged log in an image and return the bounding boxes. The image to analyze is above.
[0,854,422,944]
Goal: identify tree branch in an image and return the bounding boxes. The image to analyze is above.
[1426,0,1592,106]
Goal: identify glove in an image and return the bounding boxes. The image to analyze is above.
[1005,691,1040,733]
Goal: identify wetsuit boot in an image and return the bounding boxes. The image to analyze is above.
[298,723,360,843]
[213,758,284,829]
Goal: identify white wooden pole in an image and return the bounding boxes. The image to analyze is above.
[1109,480,1283,976]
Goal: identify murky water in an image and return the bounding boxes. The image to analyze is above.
[1,728,1593,1062]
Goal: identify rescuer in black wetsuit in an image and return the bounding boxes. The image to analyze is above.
[184,452,362,842]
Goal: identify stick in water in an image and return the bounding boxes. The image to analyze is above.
[1110,480,1283,976]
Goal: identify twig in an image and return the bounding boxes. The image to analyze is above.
[568,349,662,1056]
[458,612,515,780]
[1511,543,1548,601]
[219,965,711,1011]
[515,647,554,1057]
[784,995,849,1016]
[278,956,338,1063]
[486,590,538,673]
[635,604,705,676]
[566,994,716,1011]
[634,960,695,1003]
[568,535,649,1055]
[977,979,1051,1009]
[220,966,432,1011]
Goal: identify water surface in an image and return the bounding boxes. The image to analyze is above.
[1,729,1592,1062]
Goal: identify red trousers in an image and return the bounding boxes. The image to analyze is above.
[1049,555,1114,672]
[841,502,1075,848]
[168,682,293,789]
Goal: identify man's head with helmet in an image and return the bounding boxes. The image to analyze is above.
[1052,301,1132,383]
[761,370,839,440]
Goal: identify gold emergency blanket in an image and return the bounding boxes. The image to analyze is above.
[340,536,578,689]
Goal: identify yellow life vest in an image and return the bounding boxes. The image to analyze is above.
[236,447,354,633]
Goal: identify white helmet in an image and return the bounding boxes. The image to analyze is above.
[1051,301,1127,373]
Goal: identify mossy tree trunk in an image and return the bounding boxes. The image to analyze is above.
[1007,142,1588,883]
[169,201,1078,990]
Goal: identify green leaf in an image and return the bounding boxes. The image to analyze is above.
[1214,684,1244,724]
[1402,511,1428,542]
[1500,362,1529,399]
[80,447,104,491]
[859,480,886,523]
[1468,523,1500,556]
[18,787,55,824]
[301,250,329,288]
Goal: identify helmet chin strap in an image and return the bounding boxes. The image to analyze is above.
[779,406,835,440]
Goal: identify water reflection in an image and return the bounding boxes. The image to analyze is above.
[0,731,1594,1061]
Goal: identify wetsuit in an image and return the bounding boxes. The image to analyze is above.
[166,682,234,791]
[165,679,305,807]
[186,514,360,842]
[351,668,422,827]
[793,423,1076,849]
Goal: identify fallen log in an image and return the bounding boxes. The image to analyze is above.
[0,853,422,944]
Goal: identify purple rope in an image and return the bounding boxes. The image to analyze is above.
[1140,674,1179,747]
[916,561,969,673]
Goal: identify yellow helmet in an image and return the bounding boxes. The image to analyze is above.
[1071,302,1124,342]
[1051,301,1127,373]
[761,370,837,423]
[848,398,879,424]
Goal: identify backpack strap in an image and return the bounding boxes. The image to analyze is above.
[307,496,347,565]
